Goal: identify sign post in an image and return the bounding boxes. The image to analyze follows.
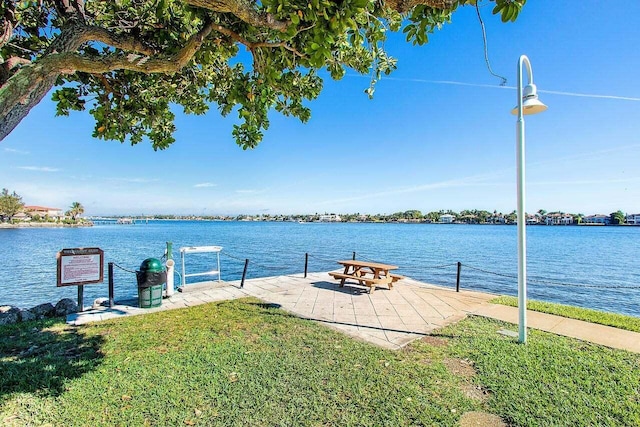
[57,248,104,311]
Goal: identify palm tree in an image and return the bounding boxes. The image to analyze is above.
[610,210,626,225]
[67,202,85,221]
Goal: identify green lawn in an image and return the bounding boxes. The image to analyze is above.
[490,295,640,332]
[1,298,638,426]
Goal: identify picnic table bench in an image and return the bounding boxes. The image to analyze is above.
[328,260,403,293]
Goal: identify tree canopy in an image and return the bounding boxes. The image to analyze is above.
[0,0,525,150]
[0,188,24,221]
[610,210,625,225]
[66,201,85,220]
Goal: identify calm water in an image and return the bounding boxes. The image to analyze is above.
[0,221,638,316]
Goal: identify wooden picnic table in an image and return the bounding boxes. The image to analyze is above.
[328,259,404,293]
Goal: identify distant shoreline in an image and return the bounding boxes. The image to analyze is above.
[0,222,93,229]
[3,219,636,228]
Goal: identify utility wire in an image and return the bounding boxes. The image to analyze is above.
[475,1,507,86]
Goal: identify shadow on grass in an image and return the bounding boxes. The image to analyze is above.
[251,302,283,310]
[0,318,104,399]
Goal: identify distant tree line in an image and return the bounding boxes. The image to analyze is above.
[1,187,633,225]
[0,188,85,223]
[226,209,635,225]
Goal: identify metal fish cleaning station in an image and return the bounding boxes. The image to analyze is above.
[65,242,640,353]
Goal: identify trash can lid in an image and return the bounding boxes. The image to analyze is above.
[139,257,165,273]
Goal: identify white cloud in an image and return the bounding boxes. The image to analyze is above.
[107,177,160,184]
[352,75,640,102]
[194,182,217,188]
[319,170,510,206]
[4,148,30,154]
[18,166,60,172]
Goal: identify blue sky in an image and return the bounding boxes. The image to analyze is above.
[1,0,639,216]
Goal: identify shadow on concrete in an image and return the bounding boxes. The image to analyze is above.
[310,317,429,337]
[310,280,372,296]
[0,318,104,399]
[235,298,429,338]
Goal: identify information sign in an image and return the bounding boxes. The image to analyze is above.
[57,248,104,287]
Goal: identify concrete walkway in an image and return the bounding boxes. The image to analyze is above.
[67,272,640,353]
[472,303,640,353]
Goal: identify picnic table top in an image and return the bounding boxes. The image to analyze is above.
[337,259,399,270]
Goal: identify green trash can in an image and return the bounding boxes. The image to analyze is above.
[136,258,166,308]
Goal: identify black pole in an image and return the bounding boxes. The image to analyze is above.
[241,259,249,288]
[77,285,84,312]
[304,253,308,278]
[352,251,356,260]
[456,262,462,292]
[108,262,114,308]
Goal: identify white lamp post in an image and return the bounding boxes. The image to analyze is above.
[511,55,547,344]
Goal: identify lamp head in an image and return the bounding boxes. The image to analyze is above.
[511,83,548,115]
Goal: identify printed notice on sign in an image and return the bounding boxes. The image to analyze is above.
[57,248,104,287]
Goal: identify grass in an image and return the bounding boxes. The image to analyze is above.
[1,298,638,426]
[490,295,640,333]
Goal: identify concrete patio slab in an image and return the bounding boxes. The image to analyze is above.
[67,272,640,353]
[68,272,496,350]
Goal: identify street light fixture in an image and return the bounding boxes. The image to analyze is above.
[511,55,547,344]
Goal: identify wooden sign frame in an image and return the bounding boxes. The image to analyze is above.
[57,247,104,287]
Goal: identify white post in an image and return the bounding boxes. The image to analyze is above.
[516,55,527,344]
[181,250,186,288]
[512,55,546,344]
[165,259,175,297]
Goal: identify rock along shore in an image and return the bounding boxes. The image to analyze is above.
[0,222,93,228]
[0,298,79,325]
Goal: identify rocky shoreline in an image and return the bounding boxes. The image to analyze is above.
[0,222,93,228]
[0,299,79,325]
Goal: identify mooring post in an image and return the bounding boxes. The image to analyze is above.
[304,253,309,278]
[352,251,356,261]
[77,285,84,312]
[108,262,114,308]
[456,262,462,292]
[241,259,249,288]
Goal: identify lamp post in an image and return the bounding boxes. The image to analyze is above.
[511,55,547,344]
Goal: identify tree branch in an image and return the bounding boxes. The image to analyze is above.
[0,19,214,141]
[184,0,290,32]
[81,26,157,56]
[93,73,113,95]
[384,0,457,13]
[212,24,304,58]
[0,1,16,48]
[252,41,304,57]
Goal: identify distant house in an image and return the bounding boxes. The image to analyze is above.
[459,215,478,224]
[24,205,64,218]
[13,212,31,221]
[318,214,342,222]
[583,214,611,225]
[560,214,574,225]
[544,214,559,225]
[489,215,506,224]
[440,214,455,224]
[545,213,574,225]
[526,214,541,225]
[626,213,640,225]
